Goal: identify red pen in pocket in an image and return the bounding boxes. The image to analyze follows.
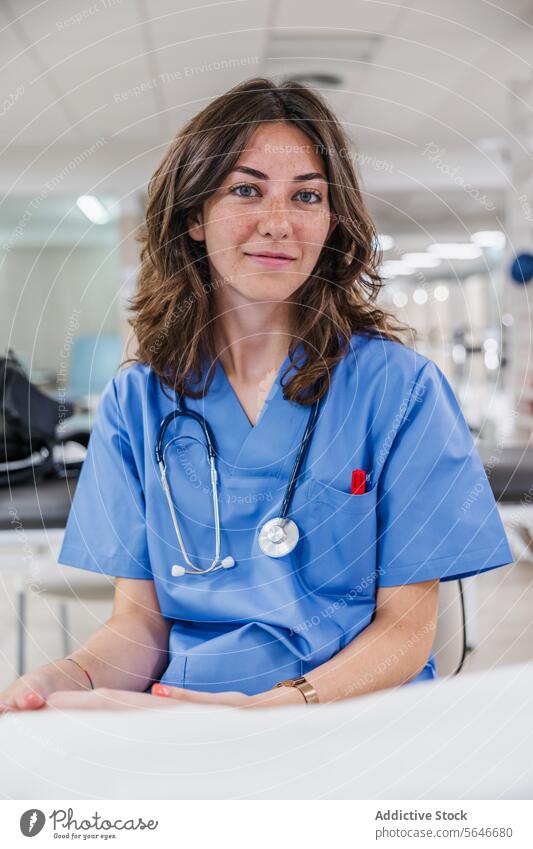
[351,469,367,495]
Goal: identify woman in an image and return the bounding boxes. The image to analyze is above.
[0,78,512,712]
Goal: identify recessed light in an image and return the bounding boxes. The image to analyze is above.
[428,243,482,260]
[76,195,110,225]
[413,288,428,304]
[376,234,395,252]
[471,230,506,250]
[402,253,441,268]
[380,260,413,277]
[393,291,408,308]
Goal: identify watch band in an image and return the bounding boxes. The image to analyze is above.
[274,675,319,704]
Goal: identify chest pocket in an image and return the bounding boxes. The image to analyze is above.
[298,478,378,598]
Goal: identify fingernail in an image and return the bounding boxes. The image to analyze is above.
[24,693,43,707]
[152,684,170,697]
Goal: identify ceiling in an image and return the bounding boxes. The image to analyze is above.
[1,0,532,245]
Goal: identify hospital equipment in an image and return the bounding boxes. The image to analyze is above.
[155,391,321,576]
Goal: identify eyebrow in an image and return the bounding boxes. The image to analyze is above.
[230,165,327,182]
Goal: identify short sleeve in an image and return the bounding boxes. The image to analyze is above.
[57,375,152,579]
[376,360,513,587]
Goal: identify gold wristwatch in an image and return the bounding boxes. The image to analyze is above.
[274,675,319,704]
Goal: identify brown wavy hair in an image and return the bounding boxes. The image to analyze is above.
[126,76,410,404]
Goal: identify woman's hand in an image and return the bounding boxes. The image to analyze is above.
[0,659,92,714]
[151,684,251,707]
[9,682,306,713]
[44,686,252,710]
[45,688,181,711]
[150,682,304,708]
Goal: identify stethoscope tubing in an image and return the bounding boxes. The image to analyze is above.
[156,402,217,464]
[156,386,321,573]
[278,396,321,519]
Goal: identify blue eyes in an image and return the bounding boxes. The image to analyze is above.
[295,189,322,204]
[229,182,322,204]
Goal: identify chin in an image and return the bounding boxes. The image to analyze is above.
[240,275,304,297]
[243,284,300,302]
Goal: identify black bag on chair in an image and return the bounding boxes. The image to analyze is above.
[0,351,74,486]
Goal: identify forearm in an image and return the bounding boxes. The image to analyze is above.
[304,613,435,703]
[58,612,171,692]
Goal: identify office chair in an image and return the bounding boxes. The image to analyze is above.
[432,579,468,677]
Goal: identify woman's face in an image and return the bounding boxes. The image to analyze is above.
[188,122,336,303]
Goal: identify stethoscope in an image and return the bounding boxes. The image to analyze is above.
[155,391,321,578]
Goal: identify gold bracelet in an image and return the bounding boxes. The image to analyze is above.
[63,657,94,690]
[274,675,319,704]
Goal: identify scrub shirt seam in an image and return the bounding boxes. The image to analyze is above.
[374,360,431,483]
[59,543,151,565]
[379,541,512,575]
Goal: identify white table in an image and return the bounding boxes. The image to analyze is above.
[0,662,531,799]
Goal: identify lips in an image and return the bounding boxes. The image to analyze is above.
[245,251,296,260]
[244,252,297,269]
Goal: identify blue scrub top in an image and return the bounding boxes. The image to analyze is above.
[58,333,513,695]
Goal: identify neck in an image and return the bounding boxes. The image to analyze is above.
[212,292,294,383]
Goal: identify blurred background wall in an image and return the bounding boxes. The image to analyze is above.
[1,0,532,444]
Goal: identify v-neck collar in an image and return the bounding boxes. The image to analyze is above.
[187,342,311,477]
[215,348,292,433]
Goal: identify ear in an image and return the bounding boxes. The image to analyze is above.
[187,208,205,242]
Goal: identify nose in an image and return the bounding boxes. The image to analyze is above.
[257,201,291,241]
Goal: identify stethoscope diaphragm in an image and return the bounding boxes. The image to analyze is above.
[258,517,300,557]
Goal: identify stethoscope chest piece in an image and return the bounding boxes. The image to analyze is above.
[258,517,299,557]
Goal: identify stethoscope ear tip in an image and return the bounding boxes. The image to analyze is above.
[220,555,236,569]
[171,558,235,577]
